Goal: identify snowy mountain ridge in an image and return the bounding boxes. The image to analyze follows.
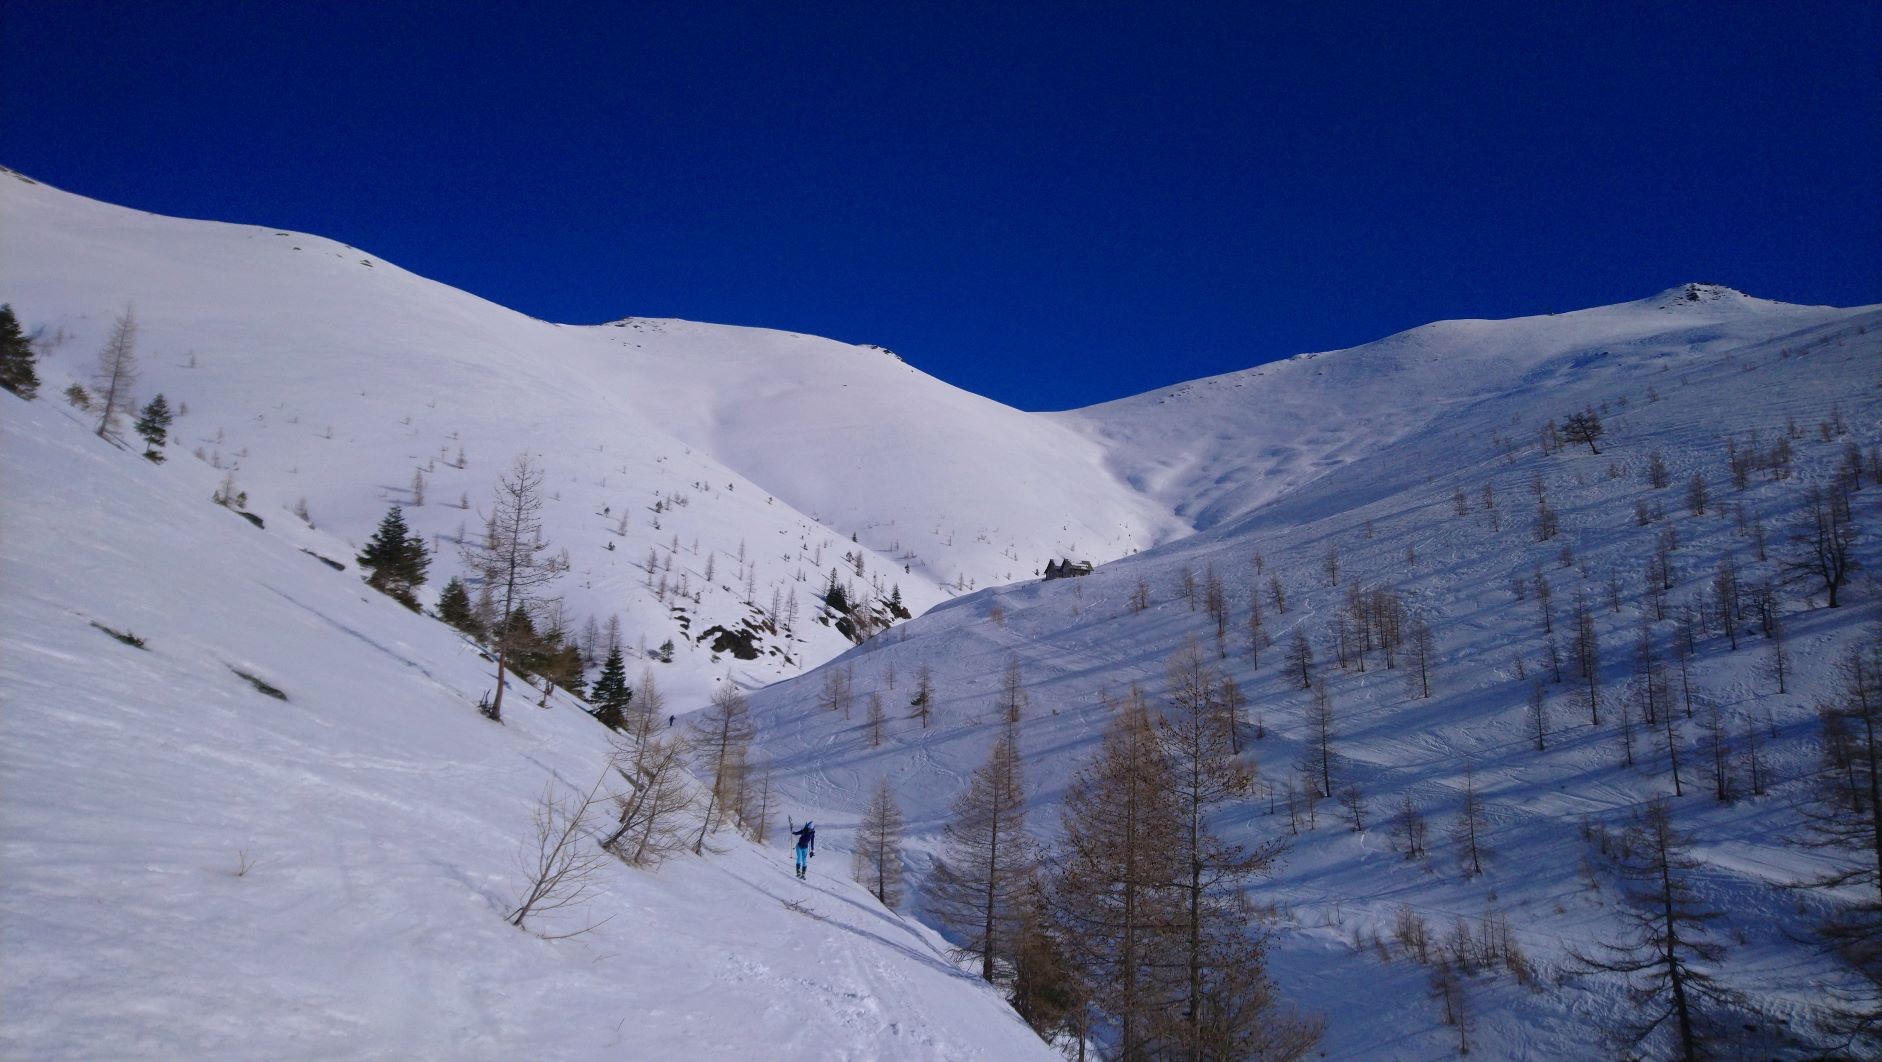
[0,165,1187,706]
[5,168,1882,1059]
[0,167,1852,706]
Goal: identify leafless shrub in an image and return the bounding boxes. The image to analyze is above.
[599,737,696,867]
[508,767,615,938]
[781,898,825,920]
[1393,905,1432,964]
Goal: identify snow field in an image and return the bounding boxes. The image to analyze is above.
[0,393,1053,1060]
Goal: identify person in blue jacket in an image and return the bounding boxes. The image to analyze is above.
[789,819,816,879]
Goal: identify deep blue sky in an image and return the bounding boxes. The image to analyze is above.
[3,2,1877,410]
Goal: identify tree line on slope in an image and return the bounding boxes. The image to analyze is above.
[831,354,1877,1057]
[848,642,1323,1061]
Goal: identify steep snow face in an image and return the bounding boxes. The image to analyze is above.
[0,168,1179,707]
[0,393,1056,1061]
[750,302,1882,1058]
[1057,284,1852,533]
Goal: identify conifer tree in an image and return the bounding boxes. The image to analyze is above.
[1204,565,1230,652]
[910,662,935,727]
[1561,409,1605,454]
[1305,685,1337,800]
[461,454,560,721]
[588,646,633,730]
[689,682,753,853]
[1390,794,1430,859]
[1574,596,1602,725]
[998,653,1028,724]
[133,394,172,461]
[530,623,586,701]
[436,576,480,637]
[502,607,539,671]
[356,505,430,610]
[599,730,695,868]
[1528,680,1549,751]
[1155,643,1287,1057]
[931,729,1033,982]
[1286,629,1314,689]
[1219,673,1246,755]
[1797,640,1882,1045]
[1575,796,1737,1060]
[1244,590,1266,668]
[818,664,853,717]
[1008,878,1083,1048]
[0,304,41,399]
[741,764,773,844]
[853,776,905,908]
[1788,484,1859,608]
[1409,617,1436,698]
[1455,760,1488,878]
[866,690,887,747]
[1050,687,1184,1058]
[623,667,668,774]
[92,306,139,440]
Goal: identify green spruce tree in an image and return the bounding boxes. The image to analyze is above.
[0,305,39,400]
[356,505,430,609]
[588,646,633,730]
[436,576,480,637]
[504,607,540,671]
[134,394,173,461]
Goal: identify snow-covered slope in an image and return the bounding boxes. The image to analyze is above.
[1060,282,1851,532]
[0,392,1054,1061]
[8,167,1882,1058]
[750,295,1882,1057]
[0,167,1180,706]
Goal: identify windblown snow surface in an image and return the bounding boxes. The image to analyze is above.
[4,166,1881,1058]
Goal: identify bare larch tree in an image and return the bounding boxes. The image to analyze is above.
[1788,483,1859,608]
[689,683,754,853]
[1797,640,1882,1047]
[1575,796,1737,1061]
[92,306,140,440]
[852,775,906,908]
[998,654,1029,724]
[1156,643,1284,1058]
[930,728,1033,982]
[1050,687,1183,1059]
[461,454,560,722]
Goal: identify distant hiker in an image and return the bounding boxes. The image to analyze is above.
[789,819,816,879]
[668,714,675,727]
